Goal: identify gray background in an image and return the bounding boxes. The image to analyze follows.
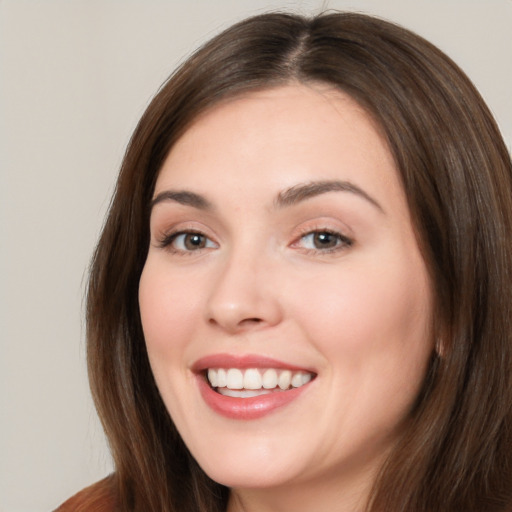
[1,1,510,510]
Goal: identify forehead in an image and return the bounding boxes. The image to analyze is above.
[155,84,403,211]
[165,84,386,158]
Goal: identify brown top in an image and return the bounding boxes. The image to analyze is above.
[54,476,117,512]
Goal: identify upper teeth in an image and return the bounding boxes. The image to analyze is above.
[207,368,313,391]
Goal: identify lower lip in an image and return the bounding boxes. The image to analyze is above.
[196,375,310,420]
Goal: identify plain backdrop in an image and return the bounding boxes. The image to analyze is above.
[1,1,510,510]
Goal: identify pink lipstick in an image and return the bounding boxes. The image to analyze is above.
[192,354,316,420]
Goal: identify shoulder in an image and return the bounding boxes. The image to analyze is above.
[54,475,118,512]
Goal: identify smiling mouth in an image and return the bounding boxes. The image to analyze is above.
[206,368,315,398]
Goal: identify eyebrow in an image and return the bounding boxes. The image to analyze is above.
[150,179,383,214]
[150,190,214,211]
[275,180,384,212]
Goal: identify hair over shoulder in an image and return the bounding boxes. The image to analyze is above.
[85,11,512,512]
[55,475,117,512]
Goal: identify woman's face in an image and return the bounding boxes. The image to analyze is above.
[139,85,434,497]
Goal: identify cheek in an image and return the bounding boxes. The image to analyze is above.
[289,257,433,439]
[289,255,433,367]
[138,260,201,365]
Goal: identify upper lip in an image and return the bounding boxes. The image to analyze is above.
[191,353,316,373]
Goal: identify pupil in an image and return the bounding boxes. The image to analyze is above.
[314,232,336,248]
[185,234,205,250]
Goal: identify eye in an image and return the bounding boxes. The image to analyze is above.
[297,230,353,252]
[160,231,217,253]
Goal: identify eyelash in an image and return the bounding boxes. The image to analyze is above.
[292,228,353,254]
[158,229,217,254]
[157,228,353,255]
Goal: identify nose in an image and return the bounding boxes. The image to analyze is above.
[205,250,283,334]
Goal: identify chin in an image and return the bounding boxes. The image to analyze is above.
[202,462,299,490]
[188,437,305,489]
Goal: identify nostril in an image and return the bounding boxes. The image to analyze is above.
[240,317,263,325]
[208,316,263,329]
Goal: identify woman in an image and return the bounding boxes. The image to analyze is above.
[57,11,512,512]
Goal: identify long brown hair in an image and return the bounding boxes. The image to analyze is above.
[86,12,512,511]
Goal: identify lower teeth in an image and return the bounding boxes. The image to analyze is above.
[217,388,276,398]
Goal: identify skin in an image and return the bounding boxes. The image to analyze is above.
[139,84,434,512]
